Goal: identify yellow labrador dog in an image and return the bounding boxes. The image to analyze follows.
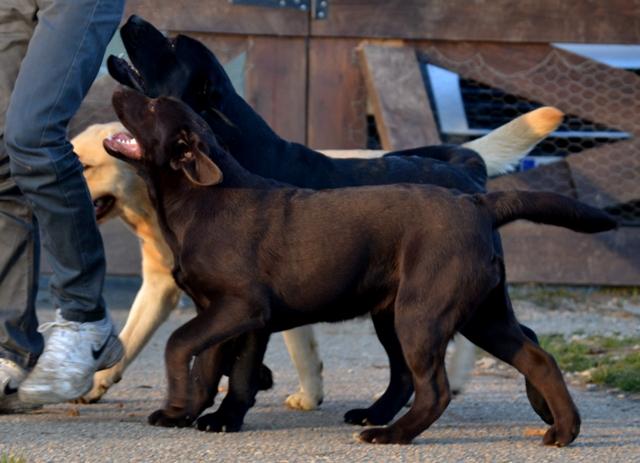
[74,107,563,408]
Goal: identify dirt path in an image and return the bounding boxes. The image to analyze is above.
[1,279,639,462]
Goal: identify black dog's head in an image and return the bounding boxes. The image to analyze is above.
[108,15,234,113]
[103,87,223,187]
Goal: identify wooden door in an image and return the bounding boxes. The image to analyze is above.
[123,0,373,149]
[123,0,309,144]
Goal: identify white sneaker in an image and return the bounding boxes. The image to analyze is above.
[0,358,40,413]
[18,310,124,405]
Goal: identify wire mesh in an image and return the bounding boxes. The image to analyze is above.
[411,47,640,226]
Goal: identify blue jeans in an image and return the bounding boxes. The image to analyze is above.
[0,0,125,368]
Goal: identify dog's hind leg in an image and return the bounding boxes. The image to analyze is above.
[447,323,551,407]
[282,326,324,411]
[196,330,271,433]
[461,283,580,447]
[358,286,465,444]
[345,309,413,426]
[518,323,554,425]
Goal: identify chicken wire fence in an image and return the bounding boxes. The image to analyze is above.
[367,53,639,227]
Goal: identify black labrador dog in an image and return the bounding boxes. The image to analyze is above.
[107,15,555,426]
[105,88,616,445]
[108,15,487,191]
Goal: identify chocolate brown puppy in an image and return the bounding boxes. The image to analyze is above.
[105,88,616,445]
[108,15,563,425]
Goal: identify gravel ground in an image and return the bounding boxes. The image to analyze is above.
[1,278,639,462]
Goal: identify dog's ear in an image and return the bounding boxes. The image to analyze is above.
[170,136,222,186]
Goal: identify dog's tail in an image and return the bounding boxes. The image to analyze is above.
[483,191,617,233]
[463,107,564,176]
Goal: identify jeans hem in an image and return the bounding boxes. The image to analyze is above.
[60,307,106,323]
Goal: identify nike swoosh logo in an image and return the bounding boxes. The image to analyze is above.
[4,382,18,395]
[92,334,114,360]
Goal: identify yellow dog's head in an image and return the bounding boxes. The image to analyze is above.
[73,122,149,224]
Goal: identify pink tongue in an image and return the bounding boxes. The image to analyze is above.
[103,133,142,160]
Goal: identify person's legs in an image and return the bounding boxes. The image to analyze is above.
[0,0,43,412]
[3,0,125,404]
[0,165,41,369]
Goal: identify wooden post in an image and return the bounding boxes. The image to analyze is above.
[359,44,441,150]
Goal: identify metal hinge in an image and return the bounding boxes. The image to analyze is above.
[229,0,328,19]
[313,0,328,19]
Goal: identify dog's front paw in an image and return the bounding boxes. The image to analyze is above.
[344,408,369,425]
[76,385,107,404]
[196,411,243,433]
[284,390,323,411]
[148,408,195,428]
[72,368,122,404]
[542,423,580,447]
[71,385,106,405]
[344,408,390,426]
[356,427,411,445]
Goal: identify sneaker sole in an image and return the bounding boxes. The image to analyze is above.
[19,376,96,405]
[0,401,42,414]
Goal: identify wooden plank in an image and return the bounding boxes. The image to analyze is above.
[488,161,576,198]
[124,0,309,36]
[359,45,440,150]
[307,38,367,149]
[312,0,640,44]
[415,42,640,137]
[566,139,640,209]
[501,223,640,286]
[245,37,307,144]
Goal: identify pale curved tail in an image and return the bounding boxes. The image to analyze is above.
[463,107,564,176]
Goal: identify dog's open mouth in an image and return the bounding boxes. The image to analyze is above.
[108,55,146,93]
[103,131,142,160]
[94,195,116,221]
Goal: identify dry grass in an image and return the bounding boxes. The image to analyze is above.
[541,334,640,393]
[0,452,27,463]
